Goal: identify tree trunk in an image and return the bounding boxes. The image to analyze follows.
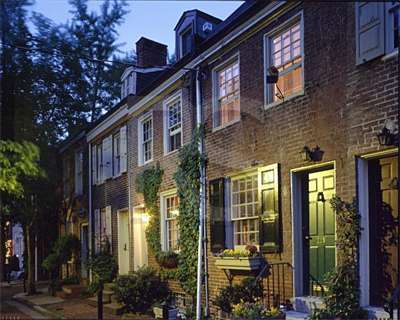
[0,219,6,282]
[26,225,37,295]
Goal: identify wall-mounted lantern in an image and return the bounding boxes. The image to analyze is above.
[377,126,396,146]
[299,145,325,162]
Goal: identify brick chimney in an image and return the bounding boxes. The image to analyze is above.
[136,37,167,68]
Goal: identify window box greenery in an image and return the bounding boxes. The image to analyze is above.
[214,256,262,271]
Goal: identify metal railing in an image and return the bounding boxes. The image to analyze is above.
[384,285,399,320]
[309,274,326,297]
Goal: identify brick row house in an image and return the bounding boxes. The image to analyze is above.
[58,1,398,317]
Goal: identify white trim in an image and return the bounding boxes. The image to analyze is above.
[138,110,154,166]
[160,189,179,252]
[86,105,128,142]
[264,11,304,106]
[132,204,148,270]
[264,89,305,110]
[113,132,121,176]
[212,52,241,129]
[121,66,166,80]
[117,209,130,275]
[359,148,398,159]
[163,90,183,155]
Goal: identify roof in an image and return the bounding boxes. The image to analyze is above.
[174,9,223,31]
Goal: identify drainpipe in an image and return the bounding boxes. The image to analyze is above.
[88,142,92,282]
[196,67,208,319]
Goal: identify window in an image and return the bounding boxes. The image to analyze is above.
[161,191,180,251]
[356,2,399,65]
[171,292,187,313]
[75,149,83,196]
[164,94,182,154]
[121,73,134,99]
[138,113,153,165]
[214,59,240,128]
[97,145,103,183]
[63,157,70,199]
[230,173,259,247]
[94,207,112,252]
[114,134,121,176]
[266,19,303,104]
[181,27,192,57]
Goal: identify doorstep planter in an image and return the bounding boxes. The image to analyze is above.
[153,306,179,320]
[214,256,262,271]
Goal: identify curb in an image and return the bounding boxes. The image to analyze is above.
[33,305,67,319]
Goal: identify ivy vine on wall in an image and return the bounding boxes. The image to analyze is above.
[173,126,207,298]
[135,165,163,254]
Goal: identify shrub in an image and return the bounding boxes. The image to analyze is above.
[111,266,171,314]
[48,275,78,296]
[213,277,263,313]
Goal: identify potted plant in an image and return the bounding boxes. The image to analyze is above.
[213,244,261,271]
[232,300,286,319]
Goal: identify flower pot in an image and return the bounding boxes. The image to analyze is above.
[153,306,180,320]
[214,257,261,271]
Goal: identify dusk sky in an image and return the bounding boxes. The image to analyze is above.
[29,1,244,57]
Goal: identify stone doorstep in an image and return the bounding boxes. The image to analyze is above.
[61,284,83,295]
[94,289,114,301]
[103,283,114,291]
[87,296,111,307]
[364,306,396,319]
[291,297,325,314]
[103,303,125,316]
[285,310,310,320]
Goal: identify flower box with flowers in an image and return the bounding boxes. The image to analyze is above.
[213,244,261,271]
[232,300,286,319]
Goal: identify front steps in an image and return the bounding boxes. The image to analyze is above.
[291,297,325,314]
[86,282,125,316]
[55,284,84,299]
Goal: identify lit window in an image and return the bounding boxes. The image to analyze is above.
[139,114,153,165]
[164,96,182,153]
[165,195,180,251]
[214,60,240,128]
[231,173,259,247]
[267,22,302,103]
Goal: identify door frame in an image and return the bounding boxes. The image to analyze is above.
[132,204,148,270]
[357,149,398,307]
[117,208,130,275]
[291,161,335,297]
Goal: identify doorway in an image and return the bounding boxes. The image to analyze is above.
[133,206,148,270]
[81,225,89,279]
[291,163,336,297]
[117,210,130,275]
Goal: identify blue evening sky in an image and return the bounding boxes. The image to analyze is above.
[29,1,244,56]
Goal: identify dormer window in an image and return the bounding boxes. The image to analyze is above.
[121,71,135,99]
[181,26,192,57]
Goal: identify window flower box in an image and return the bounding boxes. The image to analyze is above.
[214,256,262,271]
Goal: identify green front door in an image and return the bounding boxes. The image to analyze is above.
[307,170,335,293]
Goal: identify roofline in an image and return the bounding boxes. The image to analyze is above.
[174,9,223,31]
[58,130,86,154]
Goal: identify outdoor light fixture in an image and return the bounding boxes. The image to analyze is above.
[141,213,149,223]
[267,66,279,84]
[377,126,396,146]
[299,145,325,162]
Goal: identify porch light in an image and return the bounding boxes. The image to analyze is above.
[377,126,394,146]
[267,66,279,84]
[299,145,325,162]
[141,213,149,223]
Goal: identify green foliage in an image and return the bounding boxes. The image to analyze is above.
[42,234,81,272]
[85,238,118,293]
[173,126,207,297]
[48,275,79,296]
[155,249,179,269]
[213,277,263,314]
[309,196,368,319]
[111,266,171,315]
[160,268,179,280]
[0,140,44,198]
[136,166,163,254]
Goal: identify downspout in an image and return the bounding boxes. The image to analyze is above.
[88,142,92,282]
[196,67,208,319]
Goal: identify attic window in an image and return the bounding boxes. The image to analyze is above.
[181,27,192,57]
[121,73,134,99]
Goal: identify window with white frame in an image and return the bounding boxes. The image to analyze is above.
[139,114,153,165]
[163,194,180,251]
[230,172,259,247]
[164,95,182,153]
[63,157,70,199]
[94,207,112,252]
[356,2,399,65]
[75,149,83,196]
[214,59,240,128]
[266,20,302,104]
[121,73,133,99]
[114,134,121,176]
[97,145,103,183]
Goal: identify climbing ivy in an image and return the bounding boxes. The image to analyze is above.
[136,166,163,254]
[173,126,207,298]
[310,195,368,319]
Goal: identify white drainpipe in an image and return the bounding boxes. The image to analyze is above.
[88,142,92,281]
[196,67,208,319]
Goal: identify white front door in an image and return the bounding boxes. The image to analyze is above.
[117,210,130,275]
[133,206,148,270]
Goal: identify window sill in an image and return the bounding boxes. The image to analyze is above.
[264,89,304,110]
[96,181,105,186]
[139,159,153,167]
[164,149,179,157]
[212,118,241,133]
[381,49,398,61]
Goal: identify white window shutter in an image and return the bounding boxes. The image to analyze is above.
[106,206,112,252]
[94,209,100,252]
[92,145,97,185]
[102,137,108,180]
[356,2,385,65]
[120,126,127,173]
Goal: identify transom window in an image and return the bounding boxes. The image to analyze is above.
[231,173,259,246]
[141,116,153,164]
[167,98,182,153]
[214,60,240,127]
[165,195,180,251]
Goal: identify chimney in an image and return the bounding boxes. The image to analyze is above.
[136,37,167,68]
